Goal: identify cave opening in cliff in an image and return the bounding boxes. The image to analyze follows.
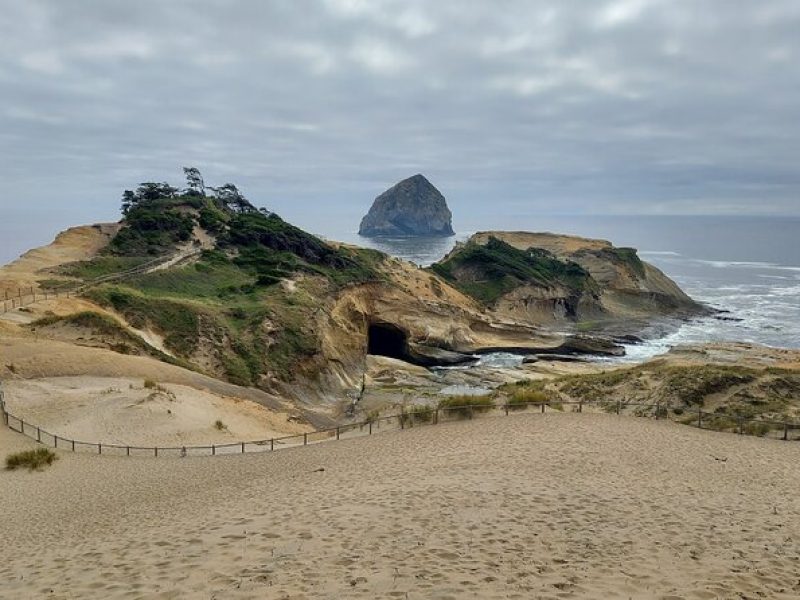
[367,322,410,361]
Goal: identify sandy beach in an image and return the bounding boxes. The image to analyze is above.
[2,412,799,599]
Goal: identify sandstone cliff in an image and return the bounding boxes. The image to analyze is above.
[432,231,706,328]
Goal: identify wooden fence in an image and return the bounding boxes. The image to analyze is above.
[2,393,798,459]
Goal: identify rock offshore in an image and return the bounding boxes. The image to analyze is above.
[359,174,455,237]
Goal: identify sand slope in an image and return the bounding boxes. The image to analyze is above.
[0,223,119,292]
[1,413,798,599]
[1,334,279,408]
[3,377,311,446]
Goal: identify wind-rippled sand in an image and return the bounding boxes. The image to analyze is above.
[2,413,799,599]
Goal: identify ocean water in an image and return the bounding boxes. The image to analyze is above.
[317,215,800,355]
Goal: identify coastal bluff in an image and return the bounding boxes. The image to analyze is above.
[359,174,454,237]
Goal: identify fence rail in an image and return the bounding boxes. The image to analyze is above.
[2,394,798,459]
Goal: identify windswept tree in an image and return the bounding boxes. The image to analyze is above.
[183,166,205,196]
[212,182,254,213]
[121,189,137,215]
[135,182,178,203]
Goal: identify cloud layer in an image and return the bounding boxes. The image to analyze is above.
[1,0,799,259]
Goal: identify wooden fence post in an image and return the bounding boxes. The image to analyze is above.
[697,410,703,429]
[270,438,274,451]
[616,400,621,415]
[504,404,509,416]
[738,417,744,435]
[71,439,75,451]
[369,421,372,435]
[126,446,130,456]
[541,402,545,414]
[241,442,246,453]
[783,423,789,441]
[98,443,102,455]
[655,403,660,420]
[303,433,307,446]
[336,426,340,440]
[212,444,216,456]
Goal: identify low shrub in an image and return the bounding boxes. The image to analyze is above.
[364,409,381,424]
[214,419,226,431]
[400,404,434,426]
[703,415,738,432]
[507,388,549,411]
[143,379,157,389]
[438,395,495,419]
[6,448,58,471]
[743,421,772,437]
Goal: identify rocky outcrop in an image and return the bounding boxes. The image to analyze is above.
[3,204,704,411]
[359,174,454,237]
[435,232,707,327]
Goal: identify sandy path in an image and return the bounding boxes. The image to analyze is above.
[1,413,799,599]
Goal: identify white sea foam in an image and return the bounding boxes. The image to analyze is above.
[692,259,800,273]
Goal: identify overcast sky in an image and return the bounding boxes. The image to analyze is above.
[1,0,799,262]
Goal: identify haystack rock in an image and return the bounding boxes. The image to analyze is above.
[359,174,455,237]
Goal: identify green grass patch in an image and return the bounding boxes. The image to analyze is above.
[507,388,550,410]
[702,414,739,432]
[128,260,255,300]
[438,395,495,419]
[555,369,633,401]
[742,421,772,437]
[6,448,58,472]
[659,365,757,405]
[84,287,203,357]
[56,256,152,281]
[606,247,646,277]
[400,404,434,426]
[430,237,594,305]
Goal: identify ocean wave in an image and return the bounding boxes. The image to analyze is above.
[692,259,800,272]
[766,285,800,297]
[639,250,682,256]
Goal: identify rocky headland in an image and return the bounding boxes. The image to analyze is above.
[2,172,795,439]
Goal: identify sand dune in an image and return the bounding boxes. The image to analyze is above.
[3,376,311,447]
[0,223,118,293]
[1,412,799,599]
[0,334,336,424]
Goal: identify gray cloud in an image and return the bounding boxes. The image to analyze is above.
[1,0,799,261]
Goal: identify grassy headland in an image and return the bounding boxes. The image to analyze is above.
[430,236,596,305]
[61,172,386,386]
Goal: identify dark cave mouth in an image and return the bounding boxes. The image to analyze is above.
[367,322,411,362]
